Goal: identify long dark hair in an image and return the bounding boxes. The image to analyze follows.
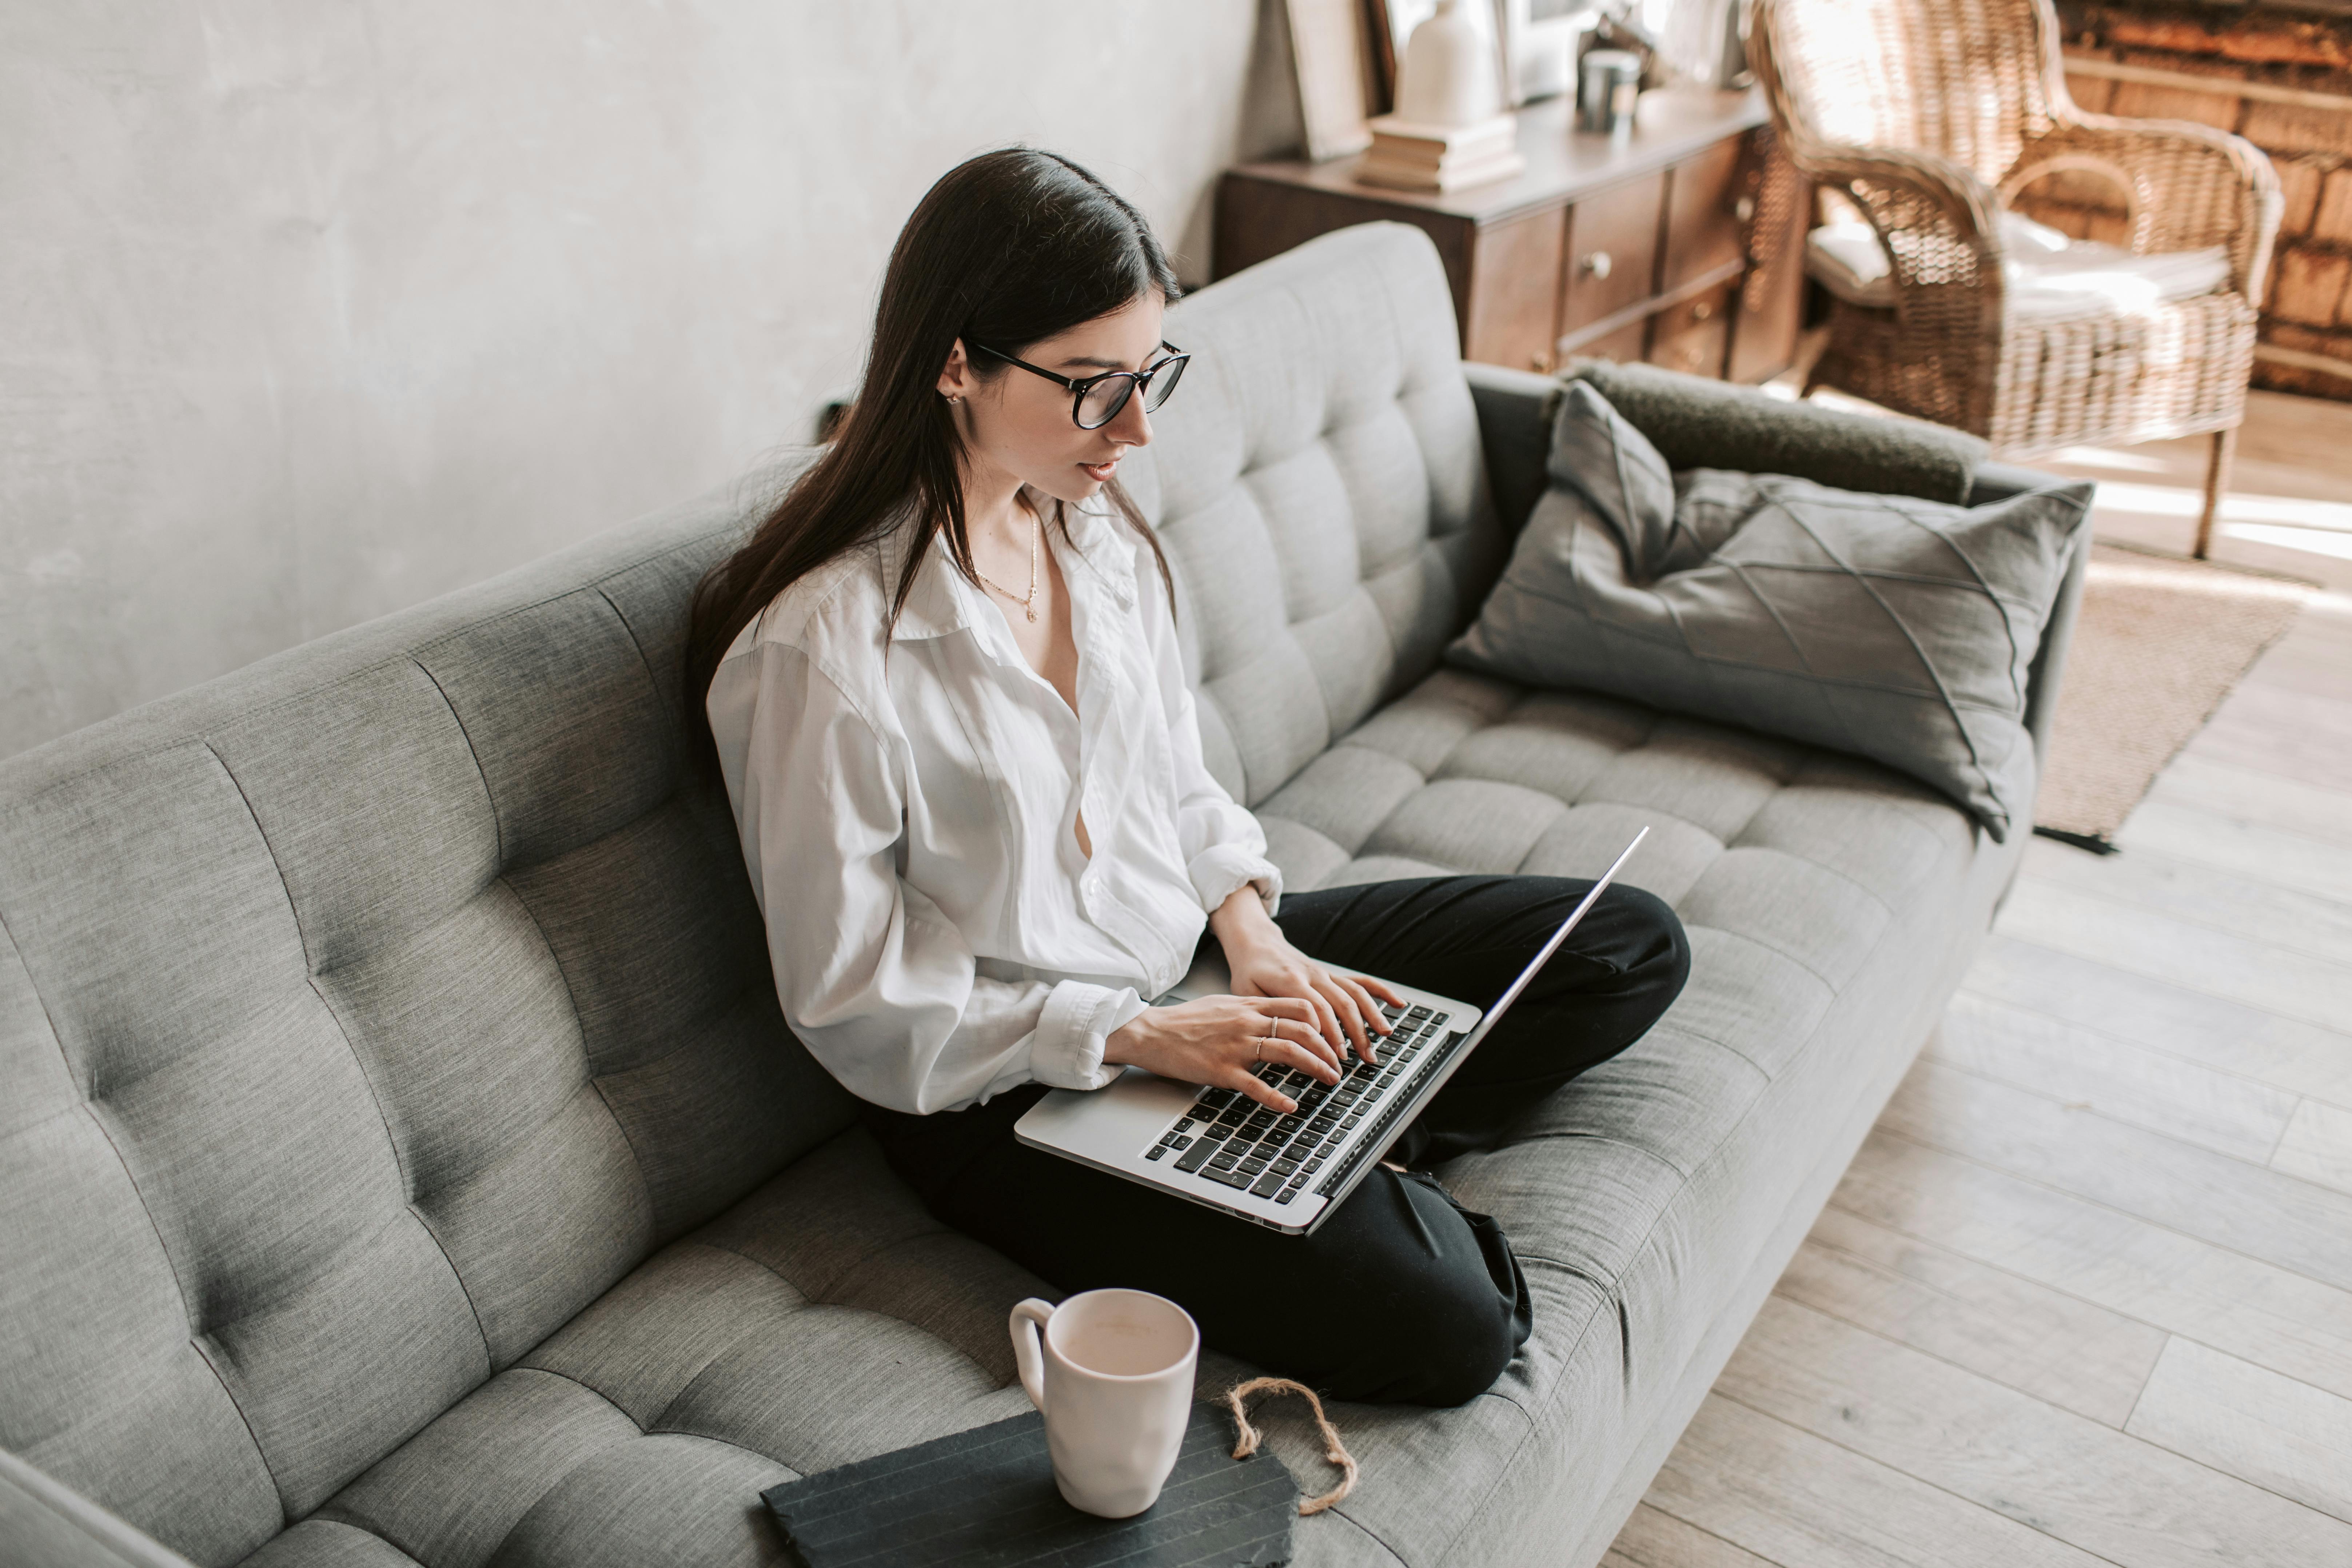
[685,148,1180,771]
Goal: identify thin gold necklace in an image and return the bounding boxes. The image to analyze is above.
[972,498,1040,623]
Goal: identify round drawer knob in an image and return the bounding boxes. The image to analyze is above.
[1692,300,1714,321]
[1530,351,1552,371]
[1734,195,1757,223]
[1582,250,1613,280]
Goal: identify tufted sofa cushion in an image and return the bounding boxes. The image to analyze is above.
[1257,665,1970,923]
[1125,223,1510,811]
[0,480,855,1566]
[237,1133,1076,1568]
[1238,661,2016,1565]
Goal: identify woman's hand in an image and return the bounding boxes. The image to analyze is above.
[1209,888,1406,1068]
[1104,994,1346,1113]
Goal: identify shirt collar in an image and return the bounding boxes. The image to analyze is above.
[877,490,1135,645]
[874,506,969,645]
[1061,495,1139,610]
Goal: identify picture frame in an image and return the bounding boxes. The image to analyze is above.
[1365,0,1400,112]
[1285,0,1379,161]
[1368,0,1529,112]
[1367,0,1440,110]
[1374,0,1440,73]
[1496,0,1602,105]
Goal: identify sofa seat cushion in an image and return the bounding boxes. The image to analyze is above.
[242,1135,1067,1568]
[239,666,1998,1568]
[1259,664,1973,918]
[1246,663,2000,1564]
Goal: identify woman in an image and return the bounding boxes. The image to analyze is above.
[689,149,1689,1407]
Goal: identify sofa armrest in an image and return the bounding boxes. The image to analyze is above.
[1465,361,1562,538]
[1566,360,1989,505]
[2021,517,2090,773]
[0,1450,199,1568]
[1965,459,2067,506]
[1964,458,2090,769]
[1473,355,2024,514]
[1996,465,2091,770]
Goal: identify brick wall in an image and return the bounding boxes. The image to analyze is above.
[2028,1,2352,399]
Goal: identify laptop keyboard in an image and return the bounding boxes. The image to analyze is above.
[1140,1002,1453,1206]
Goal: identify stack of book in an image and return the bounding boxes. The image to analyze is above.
[1355,112,1526,192]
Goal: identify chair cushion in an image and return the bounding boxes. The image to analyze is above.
[1444,382,2090,841]
[1806,209,2231,324]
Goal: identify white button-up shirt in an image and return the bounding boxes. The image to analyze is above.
[707,494,1284,1115]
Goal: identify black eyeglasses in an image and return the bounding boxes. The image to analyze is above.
[969,341,1189,430]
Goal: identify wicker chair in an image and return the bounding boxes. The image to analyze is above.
[1749,0,2283,554]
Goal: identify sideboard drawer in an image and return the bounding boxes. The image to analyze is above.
[1661,138,1750,292]
[1559,174,1665,342]
[1647,283,1735,378]
[1465,208,1567,372]
[1215,89,1804,384]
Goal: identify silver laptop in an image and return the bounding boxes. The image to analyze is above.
[1015,828,1648,1235]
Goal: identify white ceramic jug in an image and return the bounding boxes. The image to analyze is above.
[1396,0,1503,126]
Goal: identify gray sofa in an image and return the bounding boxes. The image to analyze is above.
[0,223,2084,1568]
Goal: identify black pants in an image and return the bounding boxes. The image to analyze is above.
[862,874,1691,1407]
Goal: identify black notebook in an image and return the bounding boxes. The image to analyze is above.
[759,1402,1297,1567]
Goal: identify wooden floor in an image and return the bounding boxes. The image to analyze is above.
[1605,391,2352,1568]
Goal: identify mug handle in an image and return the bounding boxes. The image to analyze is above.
[1009,1298,1055,1413]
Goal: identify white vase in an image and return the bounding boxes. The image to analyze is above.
[1395,0,1502,127]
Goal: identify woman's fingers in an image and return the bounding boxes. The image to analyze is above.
[1250,997,1339,1074]
[1266,1014,1342,1080]
[1336,971,1393,1026]
[1224,1064,1297,1112]
[1313,973,1371,1058]
[1261,1038,1339,1090]
[1259,973,1342,1052]
[1305,986,1344,1052]
[1330,972,1392,1062]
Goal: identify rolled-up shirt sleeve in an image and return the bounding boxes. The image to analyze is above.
[1136,550,1283,919]
[711,639,1132,1114]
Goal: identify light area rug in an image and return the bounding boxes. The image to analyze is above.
[2034,542,2315,849]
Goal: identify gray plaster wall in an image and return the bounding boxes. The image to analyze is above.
[1,1,1303,757]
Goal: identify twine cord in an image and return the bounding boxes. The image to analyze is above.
[1221,1377,1359,1517]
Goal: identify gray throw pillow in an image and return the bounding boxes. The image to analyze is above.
[1447,382,2092,841]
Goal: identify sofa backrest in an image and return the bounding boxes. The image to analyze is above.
[0,475,853,1563]
[0,219,1495,1565]
[1132,222,1504,809]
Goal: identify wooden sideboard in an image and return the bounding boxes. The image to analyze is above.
[1215,87,1810,385]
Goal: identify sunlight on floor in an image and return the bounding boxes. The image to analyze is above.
[2227,522,2352,562]
[2046,445,2174,474]
[2086,480,2352,532]
[2041,411,2352,587]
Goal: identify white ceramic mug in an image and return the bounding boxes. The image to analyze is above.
[1009,1287,1199,1518]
